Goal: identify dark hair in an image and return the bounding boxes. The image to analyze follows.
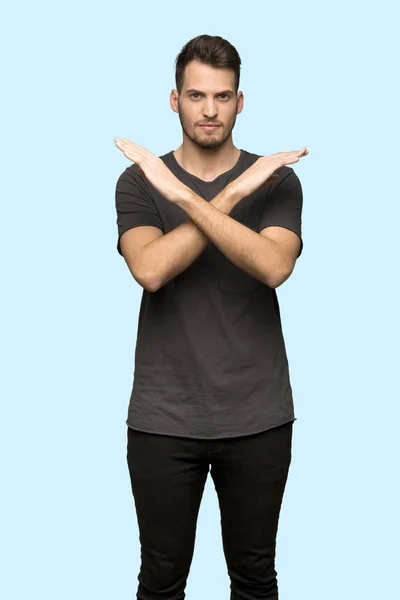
[175,35,241,95]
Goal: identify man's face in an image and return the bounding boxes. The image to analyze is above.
[171,60,243,150]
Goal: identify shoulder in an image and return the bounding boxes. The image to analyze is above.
[116,162,152,196]
[118,161,143,182]
[273,165,298,187]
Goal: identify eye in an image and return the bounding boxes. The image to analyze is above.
[189,93,230,100]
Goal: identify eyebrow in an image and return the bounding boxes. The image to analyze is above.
[186,89,235,96]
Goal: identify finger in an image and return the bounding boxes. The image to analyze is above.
[288,148,308,156]
[114,136,128,146]
[275,147,308,158]
[116,137,149,157]
[124,142,153,164]
[115,138,148,163]
[280,149,308,161]
[115,137,132,152]
[115,137,134,150]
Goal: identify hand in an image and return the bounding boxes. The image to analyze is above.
[229,147,309,199]
[114,137,192,204]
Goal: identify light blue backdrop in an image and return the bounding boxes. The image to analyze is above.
[1,1,399,599]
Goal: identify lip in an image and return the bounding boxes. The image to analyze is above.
[199,124,220,129]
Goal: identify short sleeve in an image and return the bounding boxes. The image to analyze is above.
[257,168,304,258]
[115,167,164,256]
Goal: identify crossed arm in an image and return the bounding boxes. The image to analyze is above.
[120,181,301,292]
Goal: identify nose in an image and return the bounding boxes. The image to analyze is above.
[202,100,218,119]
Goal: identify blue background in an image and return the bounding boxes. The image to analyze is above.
[1,1,399,598]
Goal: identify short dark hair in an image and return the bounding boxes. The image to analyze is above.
[175,35,241,95]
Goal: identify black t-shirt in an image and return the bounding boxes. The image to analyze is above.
[115,149,303,439]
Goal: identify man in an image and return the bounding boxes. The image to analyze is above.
[115,34,308,600]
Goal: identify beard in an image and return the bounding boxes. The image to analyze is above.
[177,99,238,150]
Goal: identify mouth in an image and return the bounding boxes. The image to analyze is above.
[199,124,220,131]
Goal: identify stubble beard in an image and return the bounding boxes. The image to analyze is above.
[177,100,238,150]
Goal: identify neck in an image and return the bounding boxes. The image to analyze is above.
[173,137,241,182]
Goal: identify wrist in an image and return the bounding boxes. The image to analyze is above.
[222,182,243,209]
[174,186,200,209]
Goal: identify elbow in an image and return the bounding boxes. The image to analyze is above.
[123,251,162,292]
[132,267,161,293]
[265,264,293,289]
[147,281,162,293]
[141,271,163,293]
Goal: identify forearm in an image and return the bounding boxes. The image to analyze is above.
[141,184,241,290]
[175,189,290,289]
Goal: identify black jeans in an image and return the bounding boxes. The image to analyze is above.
[126,420,294,600]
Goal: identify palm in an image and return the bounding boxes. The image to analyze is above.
[232,147,308,197]
[114,137,190,203]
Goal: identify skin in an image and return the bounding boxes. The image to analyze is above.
[114,60,308,291]
[169,60,243,181]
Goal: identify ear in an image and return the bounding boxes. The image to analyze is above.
[170,89,179,114]
[236,91,244,115]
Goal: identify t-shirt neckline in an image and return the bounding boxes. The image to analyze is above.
[168,149,245,185]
